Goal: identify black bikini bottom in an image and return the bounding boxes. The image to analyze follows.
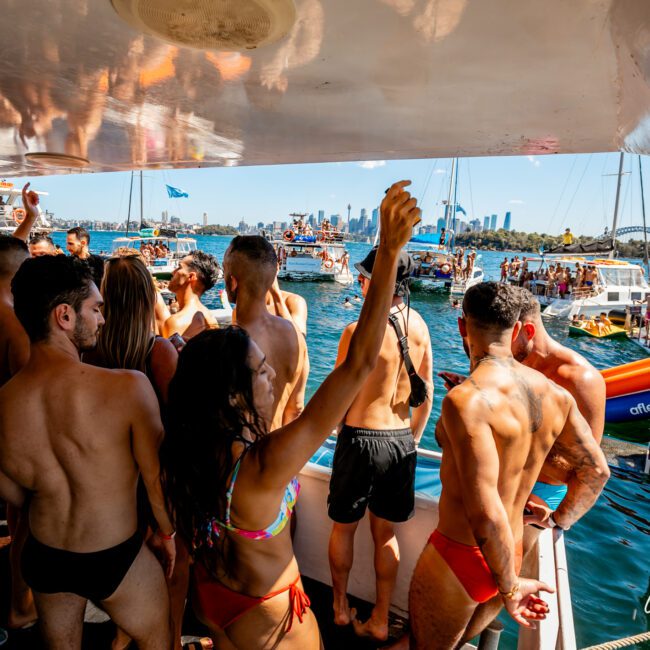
[22,530,142,602]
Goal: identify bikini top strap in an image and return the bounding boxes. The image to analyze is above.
[223,443,252,526]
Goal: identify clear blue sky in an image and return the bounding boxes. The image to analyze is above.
[9,152,650,237]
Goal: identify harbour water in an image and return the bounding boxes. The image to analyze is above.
[62,232,650,648]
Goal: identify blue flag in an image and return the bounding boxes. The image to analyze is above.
[166,184,189,198]
[455,203,466,216]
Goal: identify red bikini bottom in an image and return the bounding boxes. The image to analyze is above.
[193,562,311,630]
[428,529,523,603]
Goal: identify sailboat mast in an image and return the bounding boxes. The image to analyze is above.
[639,155,649,274]
[125,171,134,236]
[139,170,144,230]
[444,158,455,237]
[451,157,459,251]
[609,151,625,259]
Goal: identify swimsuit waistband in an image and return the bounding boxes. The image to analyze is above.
[340,425,412,439]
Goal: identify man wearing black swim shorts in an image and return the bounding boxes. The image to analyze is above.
[327,248,433,643]
[0,256,175,649]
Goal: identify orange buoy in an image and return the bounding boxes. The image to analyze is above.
[12,208,26,224]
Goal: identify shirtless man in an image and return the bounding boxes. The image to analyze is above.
[163,250,220,338]
[458,286,608,640]
[328,247,433,642]
[406,282,609,649]
[0,255,176,649]
[223,236,308,429]
[266,279,308,336]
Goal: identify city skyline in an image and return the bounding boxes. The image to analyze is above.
[6,152,647,238]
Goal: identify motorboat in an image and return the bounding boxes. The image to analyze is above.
[530,257,650,319]
[272,223,353,283]
[0,181,51,236]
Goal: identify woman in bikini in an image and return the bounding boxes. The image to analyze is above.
[161,182,421,649]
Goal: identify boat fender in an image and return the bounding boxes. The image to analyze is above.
[283,230,295,242]
[324,259,334,269]
[12,208,26,224]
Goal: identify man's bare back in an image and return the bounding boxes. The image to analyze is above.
[0,301,29,387]
[342,305,431,434]
[238,311,306,429]
[0,359,156,549]
[437,356,581,546]
[164,300,217,339]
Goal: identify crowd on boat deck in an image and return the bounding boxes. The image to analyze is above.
[139,241,171,262]
[0,182,610,650]
[501,257,600,299]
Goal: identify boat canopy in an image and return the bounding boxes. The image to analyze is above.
[1,1,650,178]
[544,238,614,255]
[410,234,443,245]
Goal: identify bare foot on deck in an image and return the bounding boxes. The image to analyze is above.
[333,598,353,626]
[352,612,389,642]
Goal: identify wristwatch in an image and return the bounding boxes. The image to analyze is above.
[548,512,570,531]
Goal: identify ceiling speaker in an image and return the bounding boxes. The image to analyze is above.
[111,0,296,51]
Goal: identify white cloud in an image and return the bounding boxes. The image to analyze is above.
[527,155,541,167]
[358,160,386,169]
[509,199,524,204]
[434,168,446,174]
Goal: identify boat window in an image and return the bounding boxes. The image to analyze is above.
[631,292,643,301]
[607,292,620,302]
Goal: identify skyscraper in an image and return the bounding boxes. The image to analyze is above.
[318,209,325,224]
[504,211,512,231]
[162,210,168,225]
[203,212,208,227]
[371,207,379,229]
[436,217,446,233]
[308,213,316,227]
[359,208,369,233]
[483,216,490,231]
[490,214,497,231]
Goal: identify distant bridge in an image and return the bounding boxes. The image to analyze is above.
[610,226,650,236]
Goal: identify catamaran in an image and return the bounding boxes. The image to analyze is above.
[3,1,650,647]
[0,181,51,236]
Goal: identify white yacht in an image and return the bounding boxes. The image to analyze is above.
[0,181,51,236]
[272,225,353,284]
[530,256,650,319]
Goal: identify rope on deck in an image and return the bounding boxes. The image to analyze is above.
[581,630,650,649]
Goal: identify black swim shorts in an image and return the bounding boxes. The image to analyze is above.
[328,425,416,524]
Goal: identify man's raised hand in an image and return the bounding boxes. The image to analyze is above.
[379,180,421,252]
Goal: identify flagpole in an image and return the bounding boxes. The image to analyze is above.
[125,171,134,236]
[139,170,144,231]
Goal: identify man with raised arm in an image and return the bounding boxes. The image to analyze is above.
[406,283,609,649]
[163,250,220,339]
[328,247,433,643]
[0,256,176,650]
[223,236,308,429]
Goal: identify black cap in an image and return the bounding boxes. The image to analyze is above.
[354,246,413,296]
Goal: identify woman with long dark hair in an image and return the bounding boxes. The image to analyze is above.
[161,182,420,649]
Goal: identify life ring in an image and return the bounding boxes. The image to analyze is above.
[440,263,451,274]
[12,208,26,224]
[324,259,334,269]
[283,230,295,242]
[316,231,325,242]
[153,228,160,236]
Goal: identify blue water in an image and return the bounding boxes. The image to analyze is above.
[64,232,650,648]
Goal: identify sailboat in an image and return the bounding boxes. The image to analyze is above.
[407,159,485,293]
[542,153,650,319]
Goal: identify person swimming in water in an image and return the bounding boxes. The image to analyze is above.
[343,297,353,308]
[161,180,421,650]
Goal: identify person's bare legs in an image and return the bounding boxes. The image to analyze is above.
[33,591,86,650]
[409,543,476,650]
[168,537,191,650]
[352,513,399,642]
[7,505,37,628]
[102,544,171,650]
[328,521,359,625]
